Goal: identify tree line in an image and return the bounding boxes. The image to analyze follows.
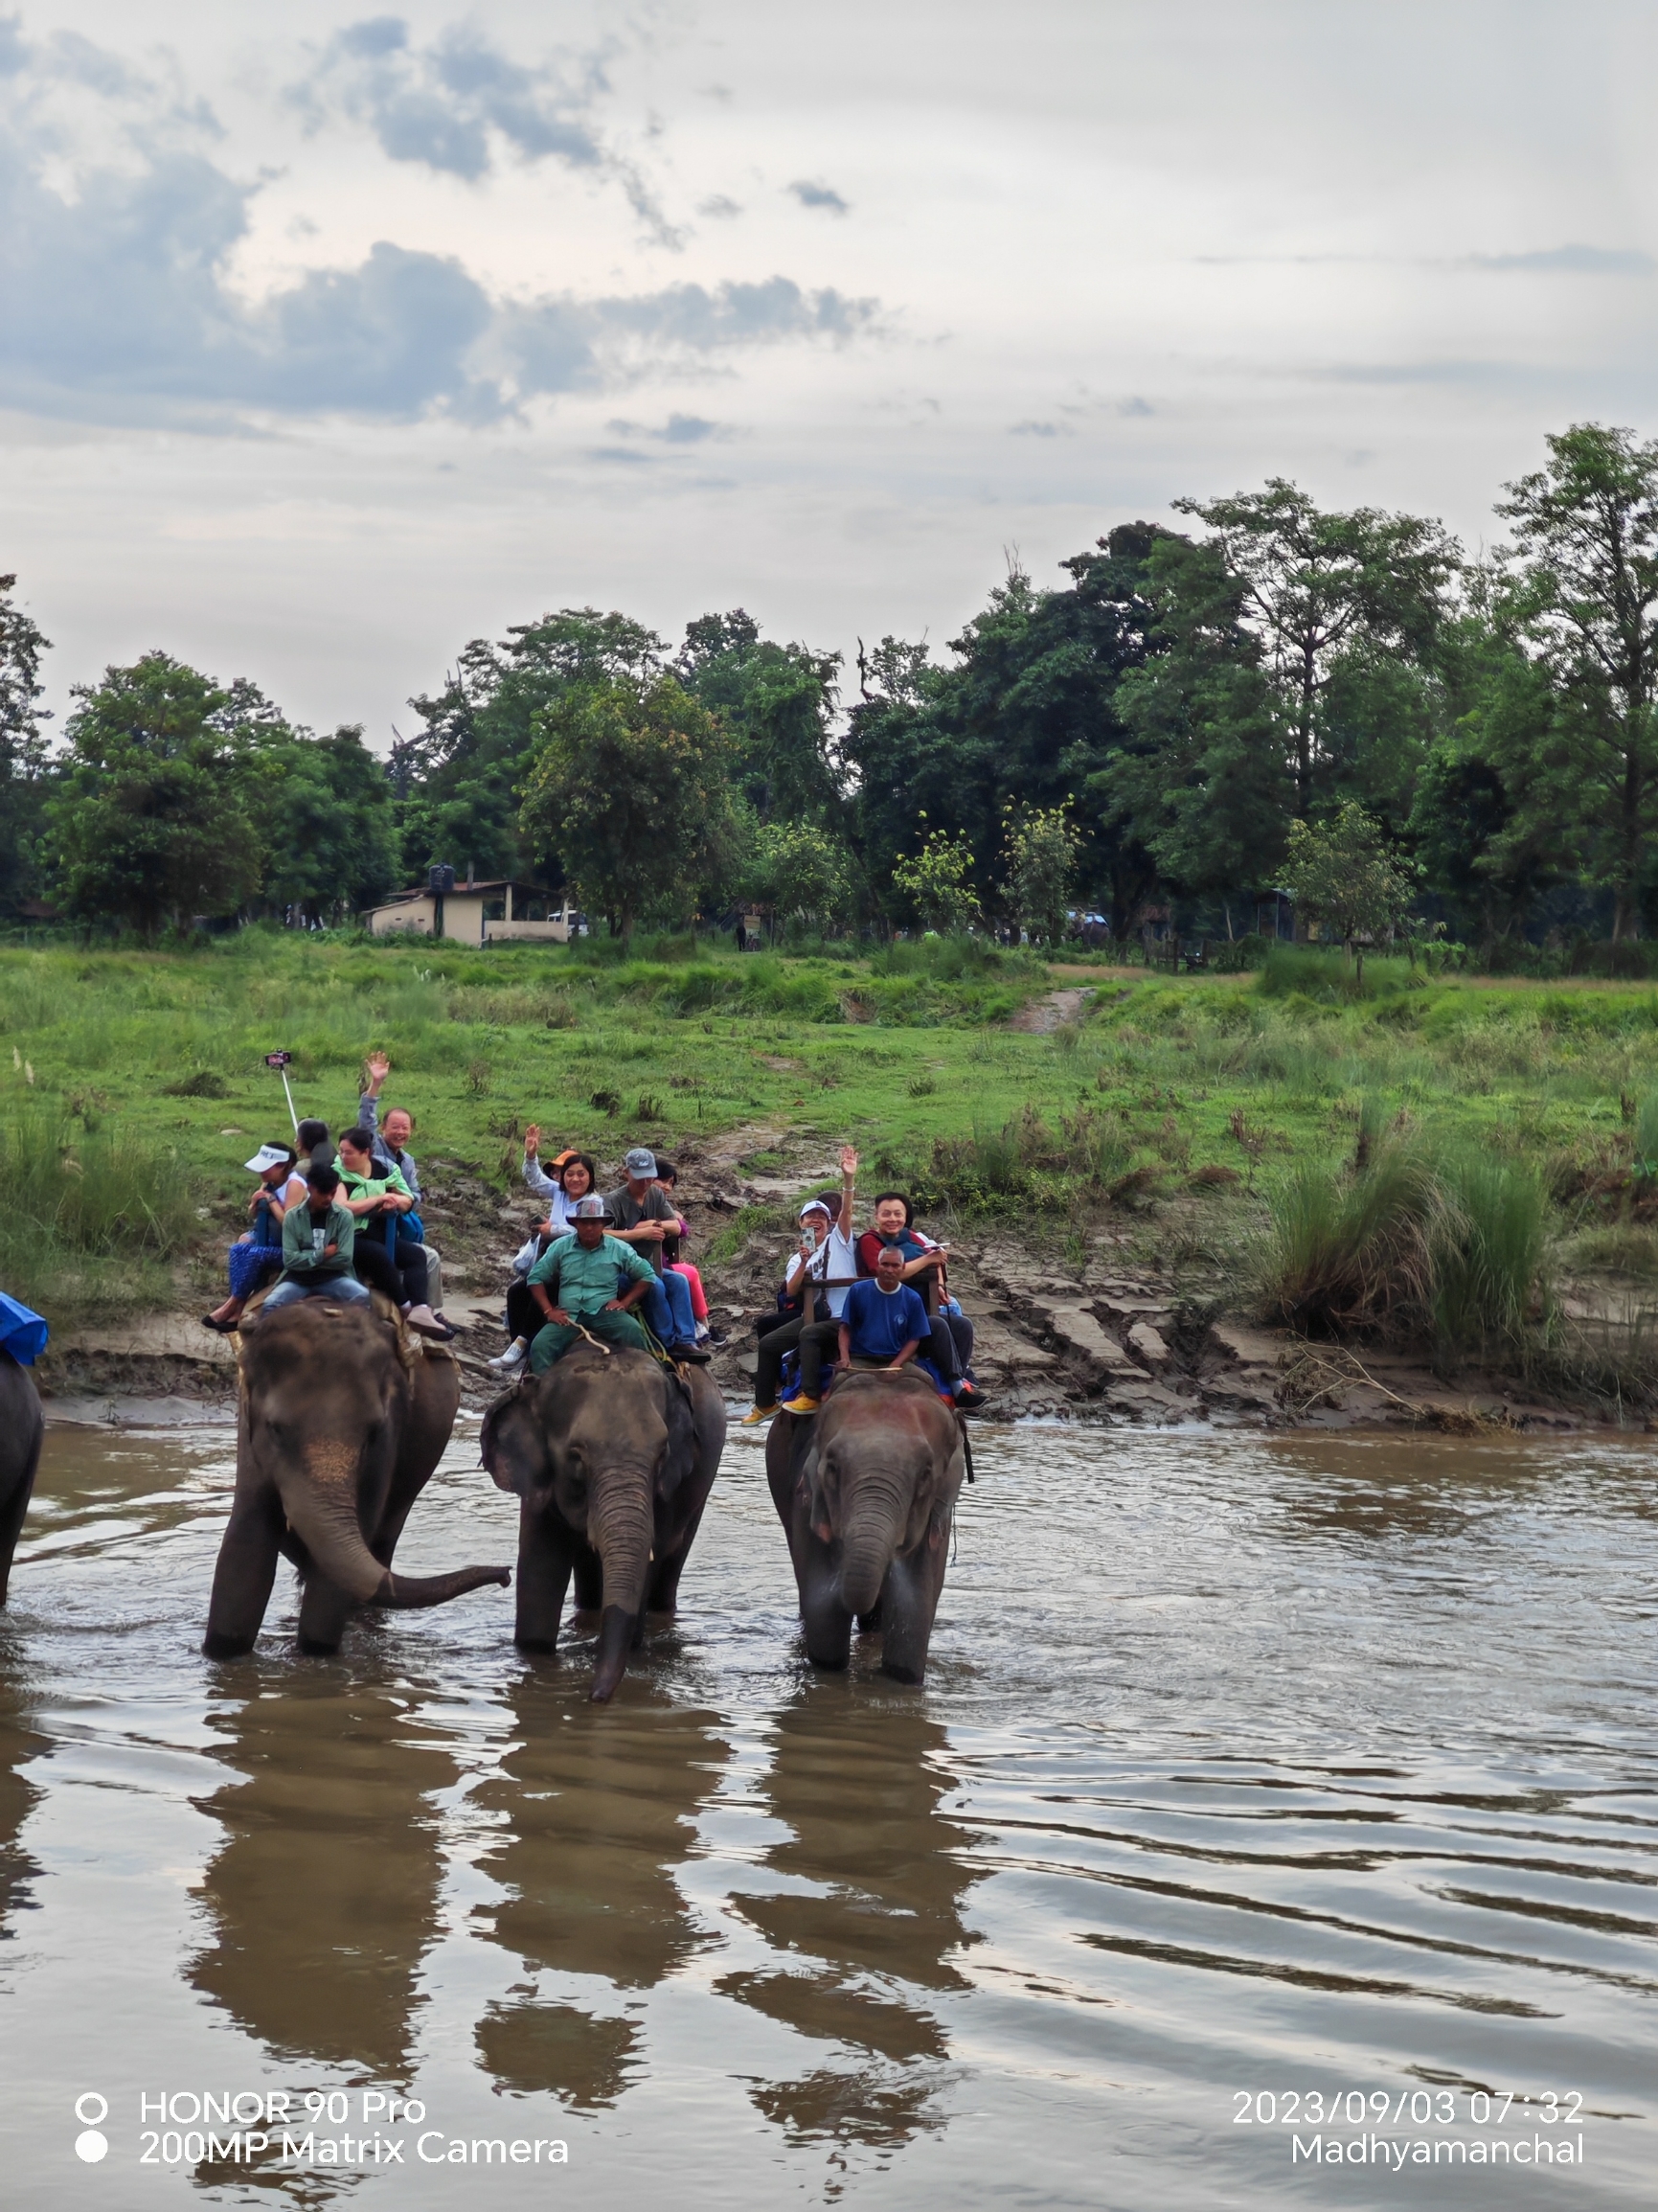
[6,419,1658,952]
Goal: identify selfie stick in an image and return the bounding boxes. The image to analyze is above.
[264,1051,299,1135]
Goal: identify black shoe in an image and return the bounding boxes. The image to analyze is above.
[673,1342,712,1364]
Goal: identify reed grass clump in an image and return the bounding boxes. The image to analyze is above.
[1258,1136,1548,1357]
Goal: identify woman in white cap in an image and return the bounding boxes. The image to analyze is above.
[201,1142,307,1333]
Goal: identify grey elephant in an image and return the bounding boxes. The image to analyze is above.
[481,1342,726,1702]
[203,1300,510,1658]
[764,1370,968,1684]
[0,1347,43,1609]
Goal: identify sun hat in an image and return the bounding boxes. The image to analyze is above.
[625,1146,657,1176]
[244,1144,295,1174]
[571,1195,609,1220]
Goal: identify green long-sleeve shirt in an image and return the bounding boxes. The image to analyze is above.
[526,1232,654,1316]
[281,1198,356,1280]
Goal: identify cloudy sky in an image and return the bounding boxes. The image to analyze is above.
[5,1,1658,738]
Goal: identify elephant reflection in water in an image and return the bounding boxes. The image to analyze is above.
[471,1677,728,2110]
[719,1696,978,2152]
[0,1669,44,1945]
[188,1675,456,2078]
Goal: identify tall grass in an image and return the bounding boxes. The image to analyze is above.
[1433,1152,1549,1352]
[1258,1136,1548,1357]
[0,1108,194,1317]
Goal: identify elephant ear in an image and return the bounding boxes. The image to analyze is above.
[902,1425,965,1554]
[481,1382,550,1497]
[655,1367,694,1502]
[802,1436,831,1544]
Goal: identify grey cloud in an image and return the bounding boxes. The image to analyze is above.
[788,179,849,215]
[1465,242,1655,275]
[0,108,878,426]
[698,194,742,219]
[0,16,27,76]
[292,16,683,243]
[1010,420,1067,438]
[295,16,605,179]
[604,413,727,444]
[587,445,654,465]
[1118,395,1154,417]
[47,28,141,97]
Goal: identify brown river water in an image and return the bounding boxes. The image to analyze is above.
[0,1417,1653,2207]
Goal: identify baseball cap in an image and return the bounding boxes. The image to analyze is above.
[571,1195,608,1220]
[799,1198,831,1220]
[625,1147,657,1176]
[244,1144,294,1174]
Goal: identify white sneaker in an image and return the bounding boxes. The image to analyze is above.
[488,1336,529,1374]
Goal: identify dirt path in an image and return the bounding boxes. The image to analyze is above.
[1011,986,1095,1035]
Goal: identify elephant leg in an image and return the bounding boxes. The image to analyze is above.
[203,1487,285,1657]
[647,1473,715,1614]
[875,1533,947,1685]
[799,1538,852,1671]
[296,1574,353,1655]
[570,1544,603,1617]
[515,1505,574,1653]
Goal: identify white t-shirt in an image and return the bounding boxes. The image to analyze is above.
[799,1224,859,1319]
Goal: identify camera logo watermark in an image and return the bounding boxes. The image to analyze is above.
[74,2093,109,2163]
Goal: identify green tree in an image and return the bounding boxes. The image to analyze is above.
[843,531,1166,934]
[1406,577,1562,943]
[518,673,734,942]
[46,654,264,938]
[1002,800,1080,946]
[678,612,844,825]
[1102,535,1287,903]
[397,608,664,885]
[1494,422,1658,939]
[890,823,981,934]
[255,722,400,922]
[740,816,858,935]
[1280,802,1417,981]
[1175,480,1460,819]
[0,574,53,912]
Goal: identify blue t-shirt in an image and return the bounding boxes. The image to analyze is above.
[843,1279,929,1362]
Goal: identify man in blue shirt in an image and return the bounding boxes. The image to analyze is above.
[839,1243,930,1375]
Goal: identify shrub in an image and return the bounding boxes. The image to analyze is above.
[163,1069,229,1098]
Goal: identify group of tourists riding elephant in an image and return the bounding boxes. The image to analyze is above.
[0,1294,970,1702]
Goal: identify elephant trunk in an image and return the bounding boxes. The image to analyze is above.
[279,1467,509,1612]
[588,1465,655,1702]
[839,1475,906,1619]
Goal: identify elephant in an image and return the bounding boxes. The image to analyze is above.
[481,1341,726,1702]
[764,1369,968,1684]
[0,1347,44,1609]
[203,1298,511,1658]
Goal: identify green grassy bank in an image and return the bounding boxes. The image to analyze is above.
[5,931,1658,1401]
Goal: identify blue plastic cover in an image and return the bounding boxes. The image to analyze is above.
[0,1292,49,1366]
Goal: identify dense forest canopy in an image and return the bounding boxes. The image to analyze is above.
[9,421,1658,954]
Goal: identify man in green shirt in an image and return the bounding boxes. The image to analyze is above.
[261,1164,372,1312]
[527,1196,656,1371]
